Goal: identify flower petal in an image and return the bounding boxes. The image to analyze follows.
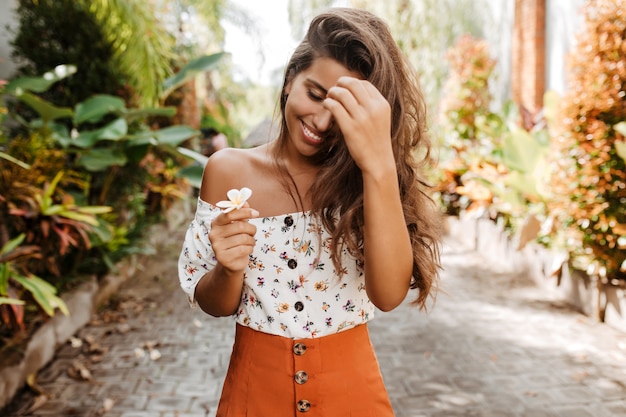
[215,200,234,209]
[238,187,252,202]
[226,188,240,202]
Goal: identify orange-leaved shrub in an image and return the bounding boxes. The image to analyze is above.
[547,0,626,282]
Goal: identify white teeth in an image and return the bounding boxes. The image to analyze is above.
[303,124,322,141]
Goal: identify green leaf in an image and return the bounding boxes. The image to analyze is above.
[616,141,626,163]
[176,164,204,188]
[176,146,209,165]
[504,171,540,200]
[543,90,561,127]
[0,297,26,306]
[77,206,113,215]
[14,91,73,122]
[77,149,128,171]
[152,126,198,147]
[98,118,128,140]
[4,65,77,93]
[123,107,177,120]
[58,210,99,226]
[13,274,69,316]
[614,121,626,136]
[162,53,225,98]
[74,95,126,124]
[0,234,26,257]
[73,129,101,149]
[502,127,546,173]
[0,152,31,169]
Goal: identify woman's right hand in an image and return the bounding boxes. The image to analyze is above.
[208,204,258,275]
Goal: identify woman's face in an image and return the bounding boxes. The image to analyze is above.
[283,57,360,162]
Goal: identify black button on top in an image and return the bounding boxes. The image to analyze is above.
[294,301,304,312]
[287,259,298,269]
[293,342,307,355]
[284,216,294,227]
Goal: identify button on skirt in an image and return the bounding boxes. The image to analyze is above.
[216,323,395,417]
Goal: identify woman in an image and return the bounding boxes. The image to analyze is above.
[179,7,441,416]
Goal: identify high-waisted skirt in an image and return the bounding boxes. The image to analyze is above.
[216,323,395,417]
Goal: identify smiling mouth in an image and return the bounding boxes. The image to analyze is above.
[302,122,322,142]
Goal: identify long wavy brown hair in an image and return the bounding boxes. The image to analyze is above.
[273,7,442,309]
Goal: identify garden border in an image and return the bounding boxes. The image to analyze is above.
[446,215,626,334]
[0,255,138,409]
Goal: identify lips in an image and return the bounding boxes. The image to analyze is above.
[301,121,323,145]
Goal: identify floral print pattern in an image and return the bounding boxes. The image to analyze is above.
[178,199,375,339]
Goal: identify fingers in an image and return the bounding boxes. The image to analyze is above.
[212,206,259,227]
[209,205,258,272]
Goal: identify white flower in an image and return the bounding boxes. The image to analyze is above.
[216,187,252,213]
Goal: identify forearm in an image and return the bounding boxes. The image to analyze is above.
[362,165,413,311]
[194,264,244,317]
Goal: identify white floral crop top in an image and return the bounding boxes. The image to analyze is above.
[178,198,376,339]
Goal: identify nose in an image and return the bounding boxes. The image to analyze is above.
[313,108,334,132]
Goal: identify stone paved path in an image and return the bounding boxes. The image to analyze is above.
[3,220,626,417]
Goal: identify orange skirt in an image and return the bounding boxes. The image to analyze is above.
[216,323,395,417]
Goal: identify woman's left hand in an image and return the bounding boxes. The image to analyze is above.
[324,76,394,175]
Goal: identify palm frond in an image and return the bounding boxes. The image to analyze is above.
[80,0,176,106]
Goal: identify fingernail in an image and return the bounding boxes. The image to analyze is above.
[251,209,260,217]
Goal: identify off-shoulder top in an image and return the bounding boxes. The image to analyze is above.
[178,198,376,339]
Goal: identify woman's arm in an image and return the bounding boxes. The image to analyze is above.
[324,76,412,311]
[194,150,259,317]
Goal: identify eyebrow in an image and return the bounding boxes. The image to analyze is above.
[305,78,328,95]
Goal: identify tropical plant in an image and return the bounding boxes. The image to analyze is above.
[10,0,175,108]
[546,0,626,282]
[0,234,69,334]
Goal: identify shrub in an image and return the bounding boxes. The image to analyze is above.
[547,0,626,281]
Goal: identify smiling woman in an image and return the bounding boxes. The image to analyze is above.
[179,7,442,416]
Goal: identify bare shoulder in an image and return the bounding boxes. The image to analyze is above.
[200,145,272,205]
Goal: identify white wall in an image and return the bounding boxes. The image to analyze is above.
[485,0,515,109]
[0,0,18,80]
[545,0,586,95]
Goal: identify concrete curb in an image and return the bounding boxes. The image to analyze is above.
[0,255,138,410]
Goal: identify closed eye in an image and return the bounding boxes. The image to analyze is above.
[307,89,325,102]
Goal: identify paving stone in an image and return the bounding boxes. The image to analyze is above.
[3,231,626,416]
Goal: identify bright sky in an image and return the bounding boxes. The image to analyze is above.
[223,0,298,85]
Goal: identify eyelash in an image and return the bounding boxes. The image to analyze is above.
[307,90,324,102]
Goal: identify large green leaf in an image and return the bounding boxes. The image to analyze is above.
[502,127,546,173]
[504,171,540,200]
[13,274,69,316]
[4,64,77,94]
[176,146,209,165]
[162,53,225,99]
[123,107,177,121]
[72,118,128,148]
[98,118,128,140]
[14,91,73,122]
[177,164,204,188]
[74,95,126,124]
[151,126,198,147]
[77,149,128,171]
